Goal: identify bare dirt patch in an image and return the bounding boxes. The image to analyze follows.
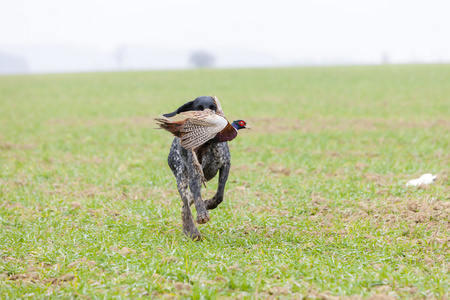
[42,274,75,285]
[3,256,76,285]
[269,164,292,176]
[0,142,36,150]
[306,194,450,249]
[67,257,97,269]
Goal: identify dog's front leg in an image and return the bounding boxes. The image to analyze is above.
[205,162,230,210]
[175,171,201,240]
[188,159,210,224]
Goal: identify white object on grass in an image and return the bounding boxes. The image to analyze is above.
[406,173,437,187]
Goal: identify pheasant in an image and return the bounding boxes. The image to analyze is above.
[155,96,249,184]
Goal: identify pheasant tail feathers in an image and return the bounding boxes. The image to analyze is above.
[154,117,183,138]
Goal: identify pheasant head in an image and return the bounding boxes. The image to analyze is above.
[231,120,250,130]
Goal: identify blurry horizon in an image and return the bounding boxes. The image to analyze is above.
[1,0,450,74]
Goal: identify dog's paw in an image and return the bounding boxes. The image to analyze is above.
[191,233,202,241]
[196,211,210,224]
[204,196,223,210]
[183,226,201,241]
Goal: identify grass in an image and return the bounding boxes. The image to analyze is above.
[1,65,449,299]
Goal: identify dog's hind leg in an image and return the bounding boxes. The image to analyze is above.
[205,162,230,210]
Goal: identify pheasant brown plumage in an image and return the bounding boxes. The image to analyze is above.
[155,96,248,184]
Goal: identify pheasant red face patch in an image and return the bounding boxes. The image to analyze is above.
[238,121,246,127]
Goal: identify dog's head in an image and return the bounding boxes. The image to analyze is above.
[163,96,217,117]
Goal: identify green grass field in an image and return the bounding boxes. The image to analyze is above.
[1,65,449,299]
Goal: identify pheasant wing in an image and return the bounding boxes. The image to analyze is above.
[179,109,223,126]
[179,109,228,150]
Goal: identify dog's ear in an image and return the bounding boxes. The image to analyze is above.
[163,101,195,117]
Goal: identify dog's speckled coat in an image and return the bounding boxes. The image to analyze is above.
[168,139,231,239]
[163,96,232,240]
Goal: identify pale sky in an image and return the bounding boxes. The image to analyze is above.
[1,0,450,64]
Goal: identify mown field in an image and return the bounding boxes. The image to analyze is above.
[1,65,449,299]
